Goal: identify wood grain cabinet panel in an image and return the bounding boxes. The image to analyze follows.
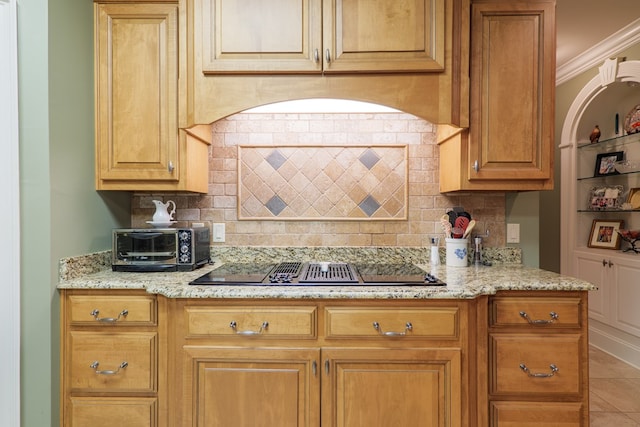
[322,347,461,427]
[438,0,555,192]
[490,296,582,328]
[67,294,157,326]
[184,305,317,338]
[69,331,157,393]
[199,0,444,74]
[182,346,320,427]
[490,401,583,427]
[325,306,459,339]
[69,397,157,427]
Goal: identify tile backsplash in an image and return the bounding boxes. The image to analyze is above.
[132,111,506,247]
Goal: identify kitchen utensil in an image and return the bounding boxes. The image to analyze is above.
[451,227,464,238]
[454,216,470,233]
[447,210,457,226]
[440,214,452,238]
[462,219,476,239]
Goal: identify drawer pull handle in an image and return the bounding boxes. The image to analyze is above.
[229,320,269,335]
[519,363,559,378]
[372,321,413,336]
[90,309,128,323]
[519,311,558,325]
[90,361,128,375]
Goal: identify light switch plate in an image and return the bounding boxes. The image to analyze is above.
[507,223,520,243]
[213,223,225,242]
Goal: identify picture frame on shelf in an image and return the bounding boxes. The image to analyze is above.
[594,151,624,177]
[588,219,624,249]
[627,187,640,210]
[588,185,624,210]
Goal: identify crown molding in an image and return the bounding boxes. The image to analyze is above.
[556,18,640,86]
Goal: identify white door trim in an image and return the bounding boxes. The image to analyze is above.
[0,0,21,425]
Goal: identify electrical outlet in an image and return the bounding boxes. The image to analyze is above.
[213,223,225,242]
[507,223,520,243]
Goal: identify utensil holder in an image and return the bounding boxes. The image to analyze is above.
[446,238,469,267]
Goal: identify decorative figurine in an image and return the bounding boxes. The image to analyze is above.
[590,125,601,143]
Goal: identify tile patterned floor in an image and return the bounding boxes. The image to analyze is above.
[590,346,640,426]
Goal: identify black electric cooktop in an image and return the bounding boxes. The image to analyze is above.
[189,262,445,286]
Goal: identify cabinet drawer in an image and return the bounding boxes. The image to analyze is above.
[69,331,157,393]
[185,306,317,338]
[69,397,157,427]
[490,334,582,396]
[491,296,581,328]
[67,294,157,326]
[490,401,583,426]
[325,307,459,339]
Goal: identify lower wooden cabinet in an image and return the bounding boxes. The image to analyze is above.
[170,299,468,427]
[322,348,461,427]
[182,346,320,427]
[60,290,165,427]
[487,291,590,426]
[60,290,590,426]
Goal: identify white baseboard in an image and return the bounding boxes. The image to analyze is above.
[589,323,640,370]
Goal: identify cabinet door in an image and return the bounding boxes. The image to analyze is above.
[322,348,461,427]
[574,251,609,323]
[611,257,640,336]
[468,1,554,182]
[95,3,178,183]
[200,0,322,73]
[182,347,320,427]
[323,0,445,73]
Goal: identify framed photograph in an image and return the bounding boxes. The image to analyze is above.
[588,185,624,210]
[594,151,624,177]
[588,219,624,249]
[627,187,640,210]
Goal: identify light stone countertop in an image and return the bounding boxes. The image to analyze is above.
[57,260,596,300]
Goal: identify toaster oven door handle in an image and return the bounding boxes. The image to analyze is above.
[121,251,176,257]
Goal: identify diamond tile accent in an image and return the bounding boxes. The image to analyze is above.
[359,149,381,170]
[265,195,287,216]
[359,195,381,217]
[239,145,407,220]
[266,149,287,170]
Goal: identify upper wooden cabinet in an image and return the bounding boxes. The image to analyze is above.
[94,1,209,193]
[200,0,445,74]
[187,0,469,126]
[438,0,555,192]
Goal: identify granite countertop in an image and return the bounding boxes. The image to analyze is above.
[57,253,596,299]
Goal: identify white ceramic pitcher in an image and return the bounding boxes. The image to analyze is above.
[152,200,176,223]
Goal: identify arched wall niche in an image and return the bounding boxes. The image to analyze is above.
[560,59,640,274]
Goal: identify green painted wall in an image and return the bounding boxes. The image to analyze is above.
[19,1,129,425]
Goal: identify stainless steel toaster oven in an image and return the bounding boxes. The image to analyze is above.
[112,227,210,272]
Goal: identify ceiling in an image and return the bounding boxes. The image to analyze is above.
[556,0,640,68]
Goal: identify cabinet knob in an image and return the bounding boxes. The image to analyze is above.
[314,48,319,63]
[602,259,613,267]
[168,161,175,173]
[325,49,331,63]
[473,160,479,172]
